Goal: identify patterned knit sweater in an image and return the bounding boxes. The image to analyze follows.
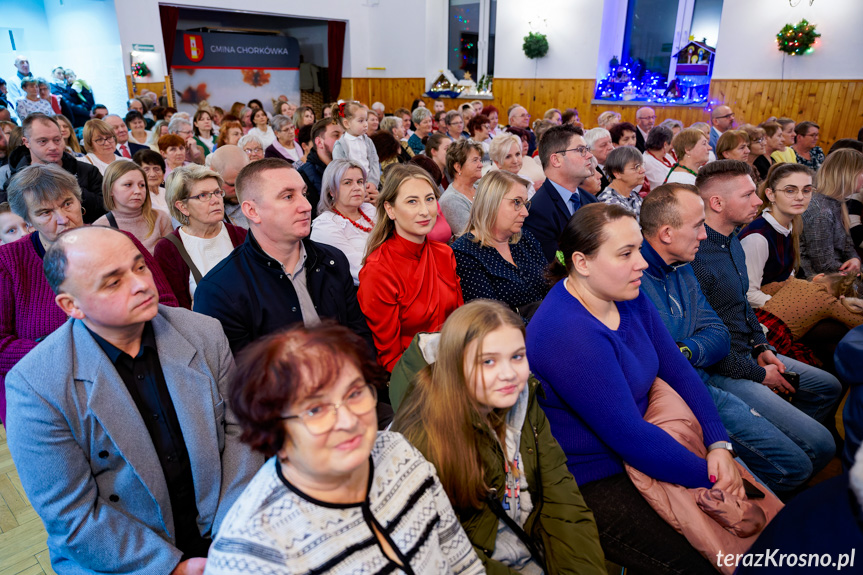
[205,432,484,575]
[0,231,178,423]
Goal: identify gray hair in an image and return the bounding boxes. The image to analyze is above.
[318,159,368,214]
[584,127,611,150]
[372,102,385,114]
[271,114,293,133]
[167,117,192,134]
[164,164,225,223]
[605,146,644,179]
[488,133,521,166]
[379,116,402,134]
[444,110,462,126]
[7,163,82,222]
[659,118,683,131]
[207,145,248,175]
[238,133,264,150]
[645,126,674,151]
[411,107,432,125]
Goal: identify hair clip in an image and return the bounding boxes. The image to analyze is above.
[338,102,347,118]
[556,250,566,266]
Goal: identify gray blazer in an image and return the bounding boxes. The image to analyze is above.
[6,306,265,575]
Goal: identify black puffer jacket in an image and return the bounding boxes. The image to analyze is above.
[2,147,105,223]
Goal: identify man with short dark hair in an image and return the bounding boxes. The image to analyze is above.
[7,226,263,575]
[640,183,835,492]
[193,158,372,355]
[1,113,104,221]
[298,118,343,218]
[90,104,108,120]
[523,124,597,262]
[691,160,842,434]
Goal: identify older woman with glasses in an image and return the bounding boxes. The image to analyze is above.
[598,146,646,220]
[206,323,483,575]
[237,133,265,162]
[452,171,548,322]
[78,118,128,175]
[264,114,303,165]
[154,164,247,309]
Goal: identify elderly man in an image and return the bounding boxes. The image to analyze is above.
[193,158,373,355]
[691,160,841,436]
[507,104,536,155]
[709,105,735,151]
[1,113,104,221]
[584,127,614,190]
[634,106,656,152]
[522,124,597,262]
[298,118,343,219]
[7,55,32,104]
[168,116,205,165]
[6,226,262,575]
[105,114,148,158]
[640,183,835,493]
[207,144,249,228]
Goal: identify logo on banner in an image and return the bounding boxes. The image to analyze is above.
[184,34,204,62]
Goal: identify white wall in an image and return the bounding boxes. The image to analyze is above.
[0,0,128,115]
[493,0,604,79]
[712,0,863,80]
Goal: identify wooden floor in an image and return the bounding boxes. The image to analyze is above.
[0,424,56,575]
[0,400,847,574]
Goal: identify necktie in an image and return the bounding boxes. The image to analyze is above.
[120,144,131,159]
[569,193,581,215]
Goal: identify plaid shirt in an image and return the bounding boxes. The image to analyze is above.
[800,192,859,277]
[691,225,769,382]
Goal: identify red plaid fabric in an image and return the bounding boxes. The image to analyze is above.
[754,308,821,367]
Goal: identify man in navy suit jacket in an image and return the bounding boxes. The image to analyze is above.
[105,115,148,158]
[523,124,598,262]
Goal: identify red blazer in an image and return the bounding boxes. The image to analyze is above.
[358,233,463,371]
[153,224,247,310]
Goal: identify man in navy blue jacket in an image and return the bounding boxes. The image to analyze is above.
[640,183,834,493]
[522,124,598,262]
[193,158,374,356]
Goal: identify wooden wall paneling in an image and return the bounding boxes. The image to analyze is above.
[125,76,168,100]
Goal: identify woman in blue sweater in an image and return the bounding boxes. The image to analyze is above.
[526,203,742,574]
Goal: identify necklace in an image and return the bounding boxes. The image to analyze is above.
[332,206,373,232]
[650,150,674,168]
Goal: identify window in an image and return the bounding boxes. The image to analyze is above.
[447,0,496,82]
[595,0,722,103]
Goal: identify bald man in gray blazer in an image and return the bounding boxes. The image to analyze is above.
[6,227,264,575]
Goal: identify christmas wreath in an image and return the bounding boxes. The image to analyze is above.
[131,62,150,78]
[776,19,820,56]
[523,32,549,59]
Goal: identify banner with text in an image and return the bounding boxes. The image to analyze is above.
[171,31,301,115]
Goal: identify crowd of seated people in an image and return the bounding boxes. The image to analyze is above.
[1,80,863,575]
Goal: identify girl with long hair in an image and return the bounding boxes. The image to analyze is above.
[391,300,606,574]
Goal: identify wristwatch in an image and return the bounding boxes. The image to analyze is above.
[752,343,776,357]
[678,344,693,360]
[707,441,737,458]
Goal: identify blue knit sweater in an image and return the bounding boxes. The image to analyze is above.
[526,281,729,488]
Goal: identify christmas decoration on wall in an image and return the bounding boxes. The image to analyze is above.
[522,32,549,60]
[131,62,150,78]
[776,19,820,56]
[594,57,711,105]
[426,70,463,99]
[477,75,493,94]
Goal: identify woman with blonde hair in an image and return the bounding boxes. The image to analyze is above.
[452,170,547,321]
[92,161,172,254]
[488,133,539,197]
[543,107,562,125]
[391,300,606,574]
[55,114,82,156]
[292,105,316,129]
[358,164,463,372]
[800,148,862,277]
[596,111,621,130]
[79,118,128,175]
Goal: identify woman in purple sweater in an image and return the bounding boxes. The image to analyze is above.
[0,163,178,424]
[526,203,741,574]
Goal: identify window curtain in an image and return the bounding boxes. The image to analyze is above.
[160,6,180,69]
[327,21,346,102]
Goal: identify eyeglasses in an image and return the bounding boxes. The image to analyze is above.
[177,129,193,136]
[638,115,656,121]
[751,138,765,144]
[93,136,116,145]
[280,384,377,435]
[714,113,735,120]
[627,163,644,172]
[505,198,531,211]
[555,146,591,158]
[187,189,226,202]
[244,148,264,155]
[776,186,815,198]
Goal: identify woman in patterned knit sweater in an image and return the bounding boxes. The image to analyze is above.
[206,323,483,575]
